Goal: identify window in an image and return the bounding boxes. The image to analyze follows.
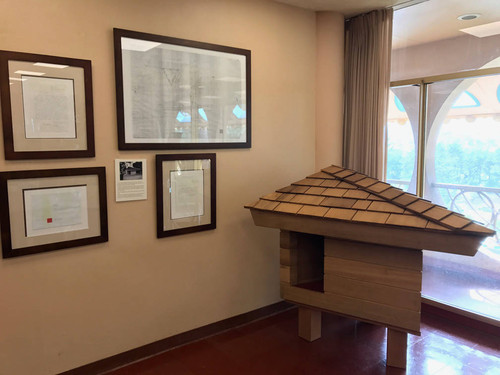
[386,70,500,321]
[386,86,419,194]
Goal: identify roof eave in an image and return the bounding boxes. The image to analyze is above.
[249,208,488,256]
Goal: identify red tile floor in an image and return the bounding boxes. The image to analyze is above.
[106,308,499,375]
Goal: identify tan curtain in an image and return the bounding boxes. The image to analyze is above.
[343,8,393,179]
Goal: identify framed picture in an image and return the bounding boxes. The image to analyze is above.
[0,50,95,159]
[114,28,251,150]
[0,167,108,258]
[156,153,216,237]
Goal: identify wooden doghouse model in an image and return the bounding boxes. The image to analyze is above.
[245,165,495,368]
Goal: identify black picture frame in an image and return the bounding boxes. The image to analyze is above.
[0,167,108,258]
[0,50,95,159]
[156,153,216,237]
[114,28,251,150]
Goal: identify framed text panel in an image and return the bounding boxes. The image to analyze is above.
[156,153,216,237]
[0,167,107,258]
[0,50,95,159]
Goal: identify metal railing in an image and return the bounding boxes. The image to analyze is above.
[432,182,499,234]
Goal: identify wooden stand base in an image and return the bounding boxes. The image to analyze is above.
[298,307,322,341]
[387,328,408,368]
[280,232,418,368]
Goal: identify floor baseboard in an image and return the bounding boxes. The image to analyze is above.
[58,301,293,375]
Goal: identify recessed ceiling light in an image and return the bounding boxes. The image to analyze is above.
[457,14,481,21]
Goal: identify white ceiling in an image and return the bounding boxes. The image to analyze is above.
[273,0,500,49]
[274,0,413,17]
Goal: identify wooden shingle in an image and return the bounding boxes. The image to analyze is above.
[344,173,367,183]
[356,177,378,187]
[262,192,282,201]
[293,178,325,187]
[343,189,370,199]
[441,214,472,229]
[291,194,325,205]
[367,182,392,193]
[277,193,296,202]
[289,185,310,194]
[306,186,327,195]
[254,200,280,210]
[386,214,428,228]
[337,181,357,189]
[322,165,344,174]
[298,205,329,217]
[325,208,357,221]
[462,222,496,235]
[423,206,451,221]
[368,201,405,214]
[334,169,356,179]
[352,200,371,210]
[322,188,347,197]
[426,221,451,231]
[352,211,390,224]
[379,188,405,200]
[322,197,357,209]
[308,171,335,180]
[393,193,419,206]
[320,179,340,188]
[277,185,294,193]
[407,200,434,213]
[275,202,303,214]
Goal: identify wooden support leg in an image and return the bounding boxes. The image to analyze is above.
[298,307,321,341]
[387,328,408,368]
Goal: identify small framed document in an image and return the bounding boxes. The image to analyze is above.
[0,50,95,159]
[115,159,147,202]
[156,153,216,237]
[114,28,251,150]
[0,167,108,258]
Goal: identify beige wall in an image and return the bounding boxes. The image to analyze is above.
[315,11,344,169]
[0,1,344,374]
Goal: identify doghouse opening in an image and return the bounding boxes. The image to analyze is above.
[294,233,324,292]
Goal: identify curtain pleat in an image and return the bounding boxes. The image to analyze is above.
[343,9,393,179]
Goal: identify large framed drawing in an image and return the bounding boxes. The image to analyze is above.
[0,167,108,258]
[114,28,251,150]
[156,154,216,237]
[0,50,95,159]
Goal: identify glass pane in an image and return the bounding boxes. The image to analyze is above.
[386,86,419,193]
[423,74,500,320]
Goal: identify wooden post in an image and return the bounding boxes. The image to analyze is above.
[298,307,322,341]
[387,328,408,368]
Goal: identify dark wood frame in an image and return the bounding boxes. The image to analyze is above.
[156,153,216,238]
[0,167,108,258]
[0,50,95,159]
[114,28,251,150]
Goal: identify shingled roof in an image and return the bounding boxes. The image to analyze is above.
[246,165,495,254]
